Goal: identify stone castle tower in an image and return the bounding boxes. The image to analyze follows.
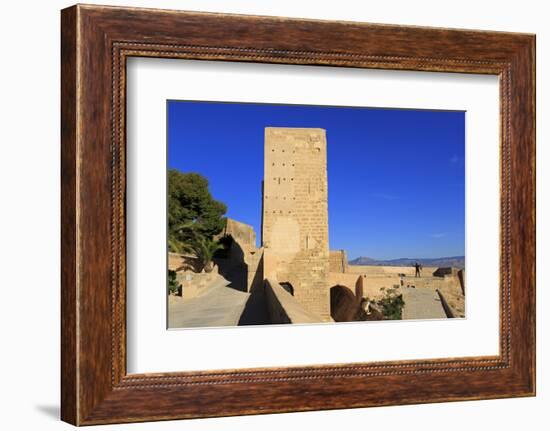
[261,127,331,321]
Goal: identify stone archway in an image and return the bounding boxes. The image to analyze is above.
[330,285,361,322]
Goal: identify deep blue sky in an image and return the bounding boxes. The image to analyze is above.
[167,100,465,260]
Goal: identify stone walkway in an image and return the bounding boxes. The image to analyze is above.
[168,280,250,329]
[401,287,447,320]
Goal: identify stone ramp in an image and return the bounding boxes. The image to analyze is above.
[401,287,447,320]
[168,281,250,329]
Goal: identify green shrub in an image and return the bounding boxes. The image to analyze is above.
[168,270,181,295]
[378,288,405,320]
[183,236,224,273]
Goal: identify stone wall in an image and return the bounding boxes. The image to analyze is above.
[348,265,438,277]
[329,249,349,273]
[168,252,201,273]
[168,252,185,271]
[329,272,398,300]
[457,269,465,295]
[214,218,263,293]
[264,278,320,324]
[433,267,458,277]
[328,272,364,298]
[175,270,228,301]
[262,128,331,321]
[220,218,257,252]
[339,265,464,317]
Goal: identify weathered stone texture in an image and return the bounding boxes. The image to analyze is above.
[262,127,331,321]
[222,218,257,252]
[264,279,320,324]
[214,218,263,293]
[329,249,349,273]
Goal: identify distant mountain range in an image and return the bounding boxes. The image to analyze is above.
[349,256,465,269]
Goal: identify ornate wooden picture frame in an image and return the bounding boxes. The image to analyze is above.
[61,4,535,425]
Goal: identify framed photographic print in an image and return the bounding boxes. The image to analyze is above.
[61,4,536,425]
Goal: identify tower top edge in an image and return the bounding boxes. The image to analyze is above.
[265,127,326,133]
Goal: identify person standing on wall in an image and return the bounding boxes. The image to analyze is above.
[414,262,422,278]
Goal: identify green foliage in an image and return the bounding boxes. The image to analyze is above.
[378,288,405,320]
[168,270,181,295]
[185,236,225,273]
[168,169,227,254]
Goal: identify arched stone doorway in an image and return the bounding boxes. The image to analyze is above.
[330,285,361,322]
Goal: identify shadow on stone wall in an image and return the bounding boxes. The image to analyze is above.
[213,237,248,292]
[238,254,270,325]
[457,269,465,296]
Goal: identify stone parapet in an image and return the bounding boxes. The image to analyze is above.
[264,278,321,324]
